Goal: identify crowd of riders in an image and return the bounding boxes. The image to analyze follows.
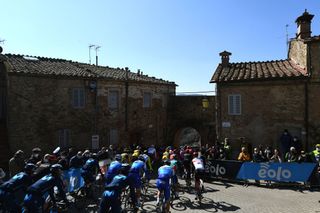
[0,144,208,213]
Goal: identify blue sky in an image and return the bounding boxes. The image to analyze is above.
[1,0,319,95]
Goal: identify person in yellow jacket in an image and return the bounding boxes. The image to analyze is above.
[238,147,251,162]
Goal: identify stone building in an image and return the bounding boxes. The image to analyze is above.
[0,49,175,167]
[210,10,320,157]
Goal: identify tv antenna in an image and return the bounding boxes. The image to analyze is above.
[286,24,289,52]
[95,46,101,66]
[89,44,95,64]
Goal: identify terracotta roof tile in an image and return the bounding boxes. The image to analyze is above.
[210,59,308,83]
[4,54,175,85]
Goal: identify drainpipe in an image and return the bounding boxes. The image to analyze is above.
[305,43,311,151]
[125,67,129,131]
[215,84,221,144]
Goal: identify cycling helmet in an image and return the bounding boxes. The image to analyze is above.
[115,154,122,161]
[24,163,37,173]
[138,155,145,162]
[193,152,198,158]
[162,155,168,161]
[120,163,131,175]
[50,164,63,173]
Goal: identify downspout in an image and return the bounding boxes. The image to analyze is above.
[215,83,221,144]
[305,43,311,151]
[125,67,129,131]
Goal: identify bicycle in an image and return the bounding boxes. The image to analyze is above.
[156,189,166,213]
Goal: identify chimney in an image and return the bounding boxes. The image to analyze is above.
[137,69,141,76]
[296,9,314,39]
[219,51,232,67]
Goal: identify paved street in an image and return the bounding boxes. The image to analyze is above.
[141,180,320,213]
[69,179,320,213]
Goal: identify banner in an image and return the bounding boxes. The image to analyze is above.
[204,160,243,179]
[236,162,317,182]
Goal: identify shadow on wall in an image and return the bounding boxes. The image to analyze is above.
[174,127,201,148]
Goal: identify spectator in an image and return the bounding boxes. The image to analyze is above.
[27,147,42,165]
[9,150,25,177]
[224,138,232,160]
[252,147,265,162]
[238,147,251,162]
[264,146,273,161]
[285,147,298,162]
[292,136,302,154]
[310,144,320,164]
[33,154,52,181]
[218,147,226,160]
[108,145,115,160]
[270,149,282,163]
[298,150,308,163]
[69,151,84,168]
[280,129,293,157]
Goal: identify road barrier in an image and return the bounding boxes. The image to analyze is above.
[204,160,317,183]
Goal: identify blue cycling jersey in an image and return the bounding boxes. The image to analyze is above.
[0,172,32,192]
[130,160,144,174]
[106,161,122,176]
[158,165,173,181]
[27,174,66,201]
[82,158,99,174]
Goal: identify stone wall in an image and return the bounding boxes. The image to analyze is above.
[217,81,307,158]
[288,39,307,68]
[7,74,175,154]
[168,96,216,147]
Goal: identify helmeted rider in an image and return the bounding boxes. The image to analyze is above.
[128,154,145,207]
[192,152,205,200]
[99,163,131,213]
[22,164,68,212]
[0,163,36,213]
[105,154,122,185]
[156,159,173,213]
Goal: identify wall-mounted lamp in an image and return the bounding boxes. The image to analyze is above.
[202,97,209,109]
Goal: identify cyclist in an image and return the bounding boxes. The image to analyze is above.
[22,164,68,212]
[170,153,179,198]
[128,154,145,207]
[0,163,36,213]
[105,154,122,185]
[156,159,173,213]
[142,150,153,182]
[192,152,205,200]
[80,157,102,198]
[183,147,193,186]
[99,164,131,213]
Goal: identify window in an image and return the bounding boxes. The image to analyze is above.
[108,90,119,110]
[228,94,241,115]
[162,94,168,108]
[109,128,118,145]
[59,129,70,148]
[72,88,85,108]
[143,92,152,108]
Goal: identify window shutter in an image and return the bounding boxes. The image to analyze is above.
[73,89,79,107]
[79,89,85,107]
[108,90,119,109]
[143,92,151,108]
[229,95,234,114]
[110,129,118,144]
[235,95,241,114]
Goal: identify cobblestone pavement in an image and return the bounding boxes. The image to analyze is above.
[66,179,320,213]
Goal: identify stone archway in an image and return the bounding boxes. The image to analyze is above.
[173,127,201,148]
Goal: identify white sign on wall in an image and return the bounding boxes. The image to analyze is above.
[222,122,231,128]
[92,135,99,149]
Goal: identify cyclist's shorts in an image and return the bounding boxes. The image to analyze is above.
[171,175,178,185]
[105,173,116,186]
[195,169,205,182]
[128,172,142,189]
[156,179,170,202]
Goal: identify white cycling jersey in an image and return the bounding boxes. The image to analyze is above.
[192,157,204,170]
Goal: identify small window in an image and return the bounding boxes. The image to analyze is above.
[228,94,241,115]
[143,92,152,108]
[59,129,70,148]
[72,88,85,108]
[109,128,118,145]
[108,90,119,110]
[162,94,168,108]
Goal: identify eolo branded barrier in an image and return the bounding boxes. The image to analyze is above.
[204,160,317,182]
